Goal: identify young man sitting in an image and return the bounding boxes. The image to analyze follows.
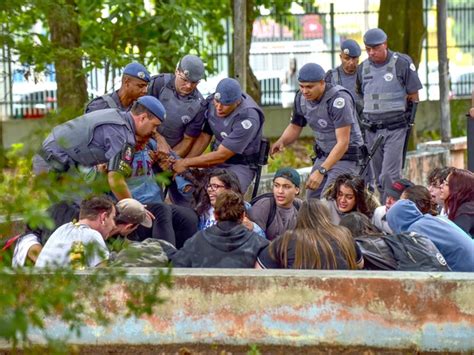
[249,167,302,240]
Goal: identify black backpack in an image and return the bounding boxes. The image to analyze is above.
[356,232,451,272]
[250,193,301,230]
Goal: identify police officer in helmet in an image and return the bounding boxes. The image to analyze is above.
[172,78,265,194]
[33,96,166,201]
[85,62,151,113]
[356,28,422,202]
[272,63,364,199]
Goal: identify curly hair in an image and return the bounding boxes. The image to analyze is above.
[214,190,245,222]
[325,173,378,218]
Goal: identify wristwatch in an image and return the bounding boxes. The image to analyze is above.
[318,167,328,175]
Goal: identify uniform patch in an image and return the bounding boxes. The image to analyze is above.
[317,119,328,128]
[221,132,228,139]
[384,73,394,82]
[137,71,146,79]
[409,63,416,71]
[181,115,191,124]
[214,92,221,101]
[241,119,253,129]
[333,97,345,109]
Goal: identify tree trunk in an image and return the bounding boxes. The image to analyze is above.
[245,0,261,104]
[378,0,426,68]
[46,0,88,116]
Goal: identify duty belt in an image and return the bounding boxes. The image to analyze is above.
[225,152,260,167]
[361,116,407,133]
[313,144,365,162]
[38,149,70,173]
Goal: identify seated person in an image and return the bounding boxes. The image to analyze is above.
[400,185,438,216]
[162,190,269,268]
[35,196,117,268]
[249,167,302,240]
[372,178,414,234]
[322,173,379,225]
[194,169,265,236]
[339,212,384,239]
[256,199,364,269]
[387,199,474,272]
[440,168,474,237]
[428,166,455,216]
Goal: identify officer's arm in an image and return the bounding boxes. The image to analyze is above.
[173,144,234,173]
[271,123,303,157]
[407,92,419,102]
[108,171,132,200]
[321,125,350,171]
[153,131,172,154]
[172,134,196,158]
[186,132,212,158]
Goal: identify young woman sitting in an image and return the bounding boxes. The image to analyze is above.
[256,199,364,270]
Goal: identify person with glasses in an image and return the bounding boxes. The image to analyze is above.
[172,78,265,195]
[147,55,206,206]
[322,173,379,225]
[427,166,455,216]
[85,62,150,113]
[248,167,302,241]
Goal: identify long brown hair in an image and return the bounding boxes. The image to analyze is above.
[402,185,438,216]
[271,199,358,269]
[446,169,474,220]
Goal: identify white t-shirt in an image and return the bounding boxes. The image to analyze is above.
[12,233,41,267]
[35,222,109,268]
[372,206,393,234]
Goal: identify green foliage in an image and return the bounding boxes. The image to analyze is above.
[267,138,313,173]
[247,344,262,355]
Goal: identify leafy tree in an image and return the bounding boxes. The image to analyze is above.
[378,0,426,68]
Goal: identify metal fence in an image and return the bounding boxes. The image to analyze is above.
[0,0,473,120]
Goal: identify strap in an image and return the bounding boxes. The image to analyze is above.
[102,94,118,109]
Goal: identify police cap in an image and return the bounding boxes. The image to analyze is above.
[137,96,166,121]
[363,28,388,46]
[298,63,325,82]
[341,39,361,57]
[214,78,242,105]
[177,55,205,82]
[123,62,151,82]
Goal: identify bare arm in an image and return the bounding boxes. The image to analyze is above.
[172,134,196,158]
[186,132,212,158]
[407,92,419,102]
[108,171,132,200]
[270,123,303,157]
[172,144,235,173]
[306,126,350,191]
[153,131,172,154]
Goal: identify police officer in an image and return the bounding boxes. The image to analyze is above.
[85,62,150,113]
[148,54,206,158]
[325,39,362,101]
[356,28,422,202]
[172,78,264,193]
[33,96,166,201]
[271,63,364,199]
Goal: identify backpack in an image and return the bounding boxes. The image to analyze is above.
[356,232,451,272]
[250,193,301,231]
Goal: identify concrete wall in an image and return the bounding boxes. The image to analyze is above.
[0,99,470,148]
[4,269,473,352]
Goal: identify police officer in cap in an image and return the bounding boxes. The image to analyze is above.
[172,78,265,193]
[356,28,422,202]
[325,39,362,102]
[85,62,150,113]
[271,63,364,199]
[33,96,166,201]
[148,54,206,158]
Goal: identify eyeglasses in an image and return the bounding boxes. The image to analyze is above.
[206,183,226,191]
[176,71,199,85]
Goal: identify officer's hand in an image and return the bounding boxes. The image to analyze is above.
[172,159,187,174]
[470,107,474,118]
[270,141,285,158]
[305,171,324,191]
[242,214,254,231]
[145,208,155,222]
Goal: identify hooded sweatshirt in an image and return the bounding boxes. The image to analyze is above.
[387,200,474,272]
[168,221,269,268]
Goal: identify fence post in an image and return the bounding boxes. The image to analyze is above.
[437,0,451,143]
[468,90,474,172]
[330,3,335,69]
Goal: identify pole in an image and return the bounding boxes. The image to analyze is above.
[437,0,451,143]
[233,0,247,91]
[330,3,335,69]
[468,90,474,172]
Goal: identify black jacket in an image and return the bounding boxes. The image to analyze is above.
[166,221,269,268]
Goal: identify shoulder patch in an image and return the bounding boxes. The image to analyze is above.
[409,63,416,71]
[333,97,345,109]
[241,119,253,129]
